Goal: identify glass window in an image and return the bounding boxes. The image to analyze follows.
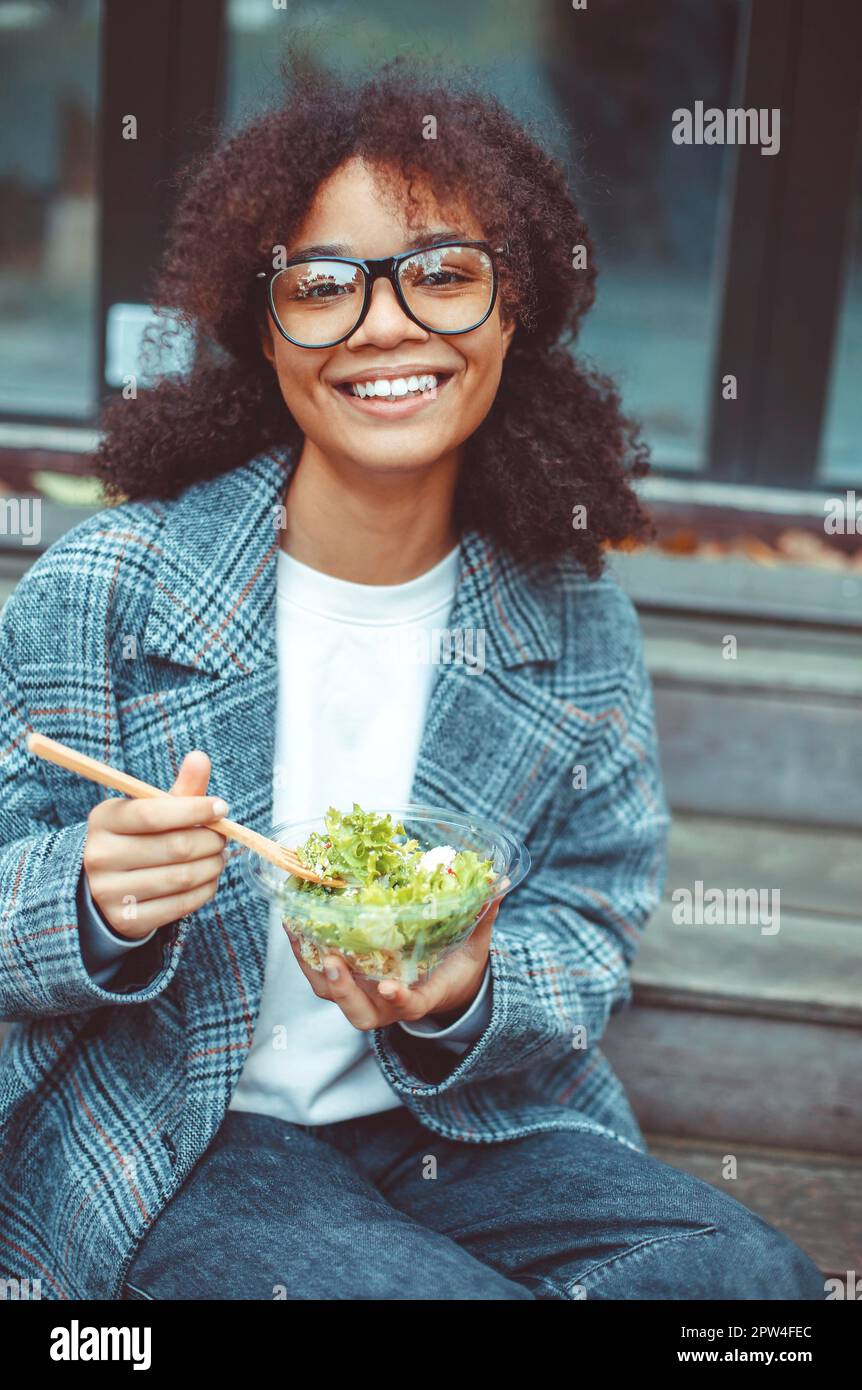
[553,0,742,472]
[0,0,101,420]
[224,0,567,135]
[224,0,742,474]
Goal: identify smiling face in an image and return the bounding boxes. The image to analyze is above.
[260,157,515,478]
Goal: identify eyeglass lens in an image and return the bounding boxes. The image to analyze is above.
[270,244,494,345]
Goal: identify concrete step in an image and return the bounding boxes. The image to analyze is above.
[637,609,862,829]
[633,812,862,1025]
[666,812,861,922]
[604,813,862,1155]
[604,1006,861,1156]
[641,612,862,698]
[613,549,862,630]
[633,903,862,1026]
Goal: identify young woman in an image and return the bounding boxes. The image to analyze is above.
[0,57,824,1301]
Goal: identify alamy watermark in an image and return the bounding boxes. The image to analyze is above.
[824,491,862,534]
[50,1321,151,1370]
[0,496,41,545]
[672,101,780,157]
[1,1276,41,1299]
[671,881,780,935]
[825,1271,862,1299]
[379,625,486,675]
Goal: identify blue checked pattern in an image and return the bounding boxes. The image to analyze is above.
[0,445,669,1299]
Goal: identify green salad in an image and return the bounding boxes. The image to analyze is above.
[274,803,496,982]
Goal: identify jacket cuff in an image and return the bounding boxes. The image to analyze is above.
[369,911,565,1097]
[397,960,492,1052]
[76,868,159,989]
[0,819,186,1018]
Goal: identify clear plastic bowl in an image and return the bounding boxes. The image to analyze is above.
[241,803,531,984]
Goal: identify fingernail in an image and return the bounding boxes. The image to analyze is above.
[378,982,397,998]
[325,961,340,982]
[211,799,228,818]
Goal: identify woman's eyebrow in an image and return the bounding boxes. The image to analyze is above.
[286,230,470,260]
[408,228,470,248]
[288,241,353,259]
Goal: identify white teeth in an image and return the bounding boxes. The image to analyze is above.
[346,373,443,398]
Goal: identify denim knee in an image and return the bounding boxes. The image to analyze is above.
[701,1195,826,1301]
[571,1182,826,1301]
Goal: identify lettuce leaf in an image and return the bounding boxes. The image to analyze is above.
[280,803,495,952]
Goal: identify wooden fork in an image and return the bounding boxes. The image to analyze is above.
[25,732,346,888]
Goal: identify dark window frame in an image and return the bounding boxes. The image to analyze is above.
[708,0,862,488]
[99,0,225,390]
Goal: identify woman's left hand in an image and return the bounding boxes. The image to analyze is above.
[288,894,504,1032]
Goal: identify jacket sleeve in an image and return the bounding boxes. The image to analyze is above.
[371,634,670,1094]
[0,587,183,1021]
[398,960,492,1053]
[76,866,162,990]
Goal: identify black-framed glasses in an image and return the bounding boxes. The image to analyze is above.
[255,239,505,349]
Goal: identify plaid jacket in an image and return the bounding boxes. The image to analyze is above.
[0,445,669,1300]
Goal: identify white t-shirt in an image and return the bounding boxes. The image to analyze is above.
[79,540,492,1126]
[228,542,490,1125]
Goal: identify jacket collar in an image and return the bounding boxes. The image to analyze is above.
[142,445,561,677]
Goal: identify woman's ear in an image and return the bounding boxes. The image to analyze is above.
[500,312,517,359]
[260,324,275,366]
[256,306,276,365]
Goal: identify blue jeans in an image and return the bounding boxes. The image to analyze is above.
[122,1108,826,1300]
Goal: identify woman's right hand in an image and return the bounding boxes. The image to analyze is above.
[82,750,229,939]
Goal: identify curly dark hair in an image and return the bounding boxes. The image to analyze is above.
[93,48,651,575]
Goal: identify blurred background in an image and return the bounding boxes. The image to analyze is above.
[0,0,859,1281]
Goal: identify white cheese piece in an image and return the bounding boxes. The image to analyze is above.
[418,844,457,873]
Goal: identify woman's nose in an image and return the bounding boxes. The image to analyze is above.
[348,278,427,348]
